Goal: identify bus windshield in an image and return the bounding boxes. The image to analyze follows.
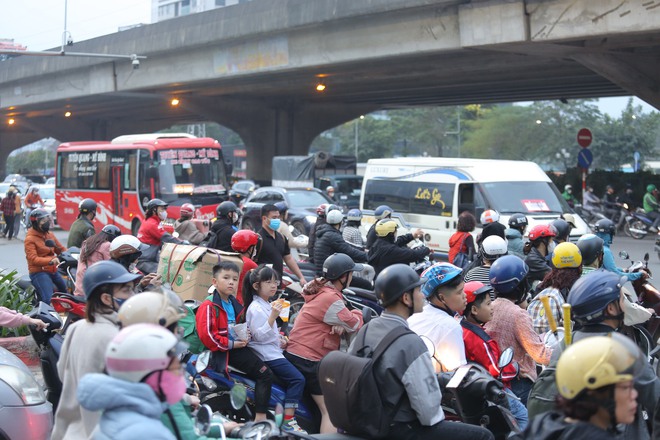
[480,181,570,215]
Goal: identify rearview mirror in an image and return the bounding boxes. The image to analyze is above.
[362,307,372,324]
[44,239,56,248]
[644,253,650,262]
[618,251,629,260]
[230,383,247,410]
[498,347,514,369]
[195,351,211,374]
[194,404,212,435]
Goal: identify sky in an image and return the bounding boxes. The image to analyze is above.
[1,0,657,117]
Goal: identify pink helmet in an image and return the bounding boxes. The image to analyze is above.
[180,203,195,218]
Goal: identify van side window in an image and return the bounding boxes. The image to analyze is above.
[364,180,454,216]
[363,180,412,213]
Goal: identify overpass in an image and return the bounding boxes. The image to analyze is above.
[1,0,659,179]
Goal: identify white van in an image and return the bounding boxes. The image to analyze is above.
[360,157,590,255]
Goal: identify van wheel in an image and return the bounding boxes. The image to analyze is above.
[131,220,141,236]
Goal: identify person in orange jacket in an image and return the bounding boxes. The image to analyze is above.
[24,208,67,303]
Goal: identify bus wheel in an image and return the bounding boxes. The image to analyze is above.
[131,220,141,236]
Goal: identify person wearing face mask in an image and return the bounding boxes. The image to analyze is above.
[211,201,241,252]
[77,323,187,440]
[24,208,67,304]
[231,229,261,305]
[523,224,555,285]
[53,260,140,440]
[67,198,97,248]
[256,204,306,284]
[137,199,186,273]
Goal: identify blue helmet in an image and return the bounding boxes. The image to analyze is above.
[420,262,463,298]
[374,205,393,220]
[346,209,362,222]
[489,255,529,294]
[568,269,623,325]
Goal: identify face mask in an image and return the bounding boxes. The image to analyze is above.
[269,219,281,231]
[41,223,51,233]
[128,262,137,272]
[145,370,186,405]
[158,210,167,221]
[231,212,239,225]
[547,240,556,254]
[113,296,128,308]
[622,294,653,326]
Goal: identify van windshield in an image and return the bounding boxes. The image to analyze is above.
[480,181,569,214]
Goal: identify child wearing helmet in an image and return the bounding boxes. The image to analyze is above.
[408,262,468,372]
[342,209,365,248]
[231,229,260,304]
[67,198,97,248]
[73,225,121,296]
[174,203,205,245]
[523,224,556,285]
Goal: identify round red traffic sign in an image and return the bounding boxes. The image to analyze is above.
[577,128,592,148]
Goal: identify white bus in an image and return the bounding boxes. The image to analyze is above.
[360,157,590,256]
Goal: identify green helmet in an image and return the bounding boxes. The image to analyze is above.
[647,184,657,193]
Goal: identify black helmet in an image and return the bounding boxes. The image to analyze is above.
[576,233,604,266]
[325,204,340,216]
[594,218,616,236]
[101,225,122,240]
[550,219,571,241]
[147,198,168,212]
[82,260,142,300]
[79,198,97,215]
[216,201,239,218]
[322,253,363,281]
[568,269,623,325]
[29,208,50,230]
[376,264,427,307]
[508,213,528,228]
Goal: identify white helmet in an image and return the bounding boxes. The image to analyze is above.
[480,209,500,224]
[110,235,142,259]
[105,323,187,383]
[481,235,508,260]
[326,209,344,225]
[118,286,187,329]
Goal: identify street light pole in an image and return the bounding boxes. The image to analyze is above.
[354,115,364,160]
[444,110,461,157]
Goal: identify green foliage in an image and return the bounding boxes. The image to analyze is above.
[7,149,53,175]
[0,270,35,337]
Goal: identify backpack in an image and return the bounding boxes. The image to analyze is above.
[179,301,220,354]
[199,230,219,249]
[318,325,410,439]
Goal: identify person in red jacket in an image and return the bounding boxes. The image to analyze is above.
[460,281,528,429]
[230,229,261,305]
[195,261,272,422]
[137,198,186,246]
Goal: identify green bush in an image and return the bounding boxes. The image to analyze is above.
[0,270,36,337]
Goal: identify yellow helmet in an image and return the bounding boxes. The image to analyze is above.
[375,219,398,237]
[556,333,643,400]
[118,286,187,328]
[551,242,582,269]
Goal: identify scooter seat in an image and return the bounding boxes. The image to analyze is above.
[52,292,87,304]
[17,275,33,290]
[346,287,378,303]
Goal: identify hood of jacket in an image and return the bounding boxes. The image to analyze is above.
[505,228,522,240]
[77,373,166,417]
[301,279,335,300]
[315,222,338,239]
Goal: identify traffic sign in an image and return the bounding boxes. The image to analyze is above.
[577,148,593,168]
[577,128,592,148]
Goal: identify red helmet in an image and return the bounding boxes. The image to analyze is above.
[464,281,493,305]
[528,224,557,241]
[231,230,261,253]
[180,203,195,217]
[316,203,329,217]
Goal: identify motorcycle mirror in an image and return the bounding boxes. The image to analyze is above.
[619,251,629,260]
[230,383,247,410]
[274,403,284,428]
[172,231,180,238]
[193,404,213,436]
[498,347,514,369]
[645,253,650,262]
[362,306,372,324]
[195,351,211,374]
[44,239,56,247]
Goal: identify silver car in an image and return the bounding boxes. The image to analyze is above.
[0,347,52,440]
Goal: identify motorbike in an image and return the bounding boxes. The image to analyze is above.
[573,203,607,229]
[622,203,654,239]
[57,246,80,293]
[622,252,660,345]
[50,292,86,334]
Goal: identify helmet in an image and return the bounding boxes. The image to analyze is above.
[568,269,623,325]
[464,281,493,305]
[346,209,362,222]
[647,184,657,193]
[551,242,582,269]
[147,198,168,212]
[105,323,187,383]
[322,253,363,281]
[481,235,508,260]
[480,209,500,224]
[375,219,397,237]
[79,198,97,215]
[274,201,288,214]
[489,255,529,295]
[576,233,604,266]
[561,213,577,229]
[231,229,261,253]
[216,201,238,218]
[375,264,427,307]
[550,219,571,241]
[110,235,143,259]
[420,262,463,298]
[326,210,344,225]
[101,225,122,240]
[316,203,329,217]
[325,204,340,216]
[180,203,195,218]
[564,184,572,191]
[374,205,393,220]
[508,213,528,228]
[118,286,187,328]
[30,186,39,193]
[29,208,50,229]
[594,218,616,237]
[556,333,643,400]
[528,224,557,241]
[83,260,142,300]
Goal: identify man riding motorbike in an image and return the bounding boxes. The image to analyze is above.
[643,184,660,232]
[67,198,97,248]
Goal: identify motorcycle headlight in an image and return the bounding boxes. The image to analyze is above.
[240,420,277,439]
[305,215,317,224]
[0,365,47,405]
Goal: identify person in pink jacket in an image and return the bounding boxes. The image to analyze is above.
[73,225,121,297]
[0,307,47,330]
[285,253,364,434]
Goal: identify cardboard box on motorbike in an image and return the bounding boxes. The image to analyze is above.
[158,243,244,302]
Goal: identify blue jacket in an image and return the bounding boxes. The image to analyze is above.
[78,373,175,440]
[602,245,642,282]
[504,228,524,258]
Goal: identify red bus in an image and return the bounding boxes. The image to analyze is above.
[56,133,231,235]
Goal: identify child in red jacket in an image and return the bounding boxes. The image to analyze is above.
[196,261,272,421]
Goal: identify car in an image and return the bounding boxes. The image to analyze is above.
[44,178,55,185]
[2,174,26,183]
[316,174,363,210]
[229,180,258,205]
[240,187,333,236]
[0,181,28,196]
[0,346,53,439]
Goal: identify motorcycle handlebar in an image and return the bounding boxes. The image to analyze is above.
[487,382,506,401]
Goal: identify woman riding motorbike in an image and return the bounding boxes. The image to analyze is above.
[137,199,187,273]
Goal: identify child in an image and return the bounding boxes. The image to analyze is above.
[230,230,261,305]
[195,261,273,422]
[460,281,528,429]
[244,265,307,433]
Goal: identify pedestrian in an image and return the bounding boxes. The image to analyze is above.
[73,225,121,297]
[12,185,23,237]
[448,211,475,267]
[256,204,306,284]
[0,187,17,240]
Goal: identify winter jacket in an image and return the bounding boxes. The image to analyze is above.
[74,241,111,296]
[512,411,619,440]
[448,231,474,265]
[477,222,506,245]
[644,192,660,213]
[307,218,326,263]
[68,216,96,248]
[505,228,525,258]
[0,306,32,328]
[286,280,363,361]
[210,218,236,252]
[162,400,219,440]
[52,312,120,440]
[174,219,205,245]
[313,223,367,275]
[137,215,167,246]
[25,192,44,208]
[24,227,66,275]
[348,312,444,426]
[196,291,245,372]
[77,373,174,440]
[525,247,551,284]
[368,235,430,277]
[461,320,517,384]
